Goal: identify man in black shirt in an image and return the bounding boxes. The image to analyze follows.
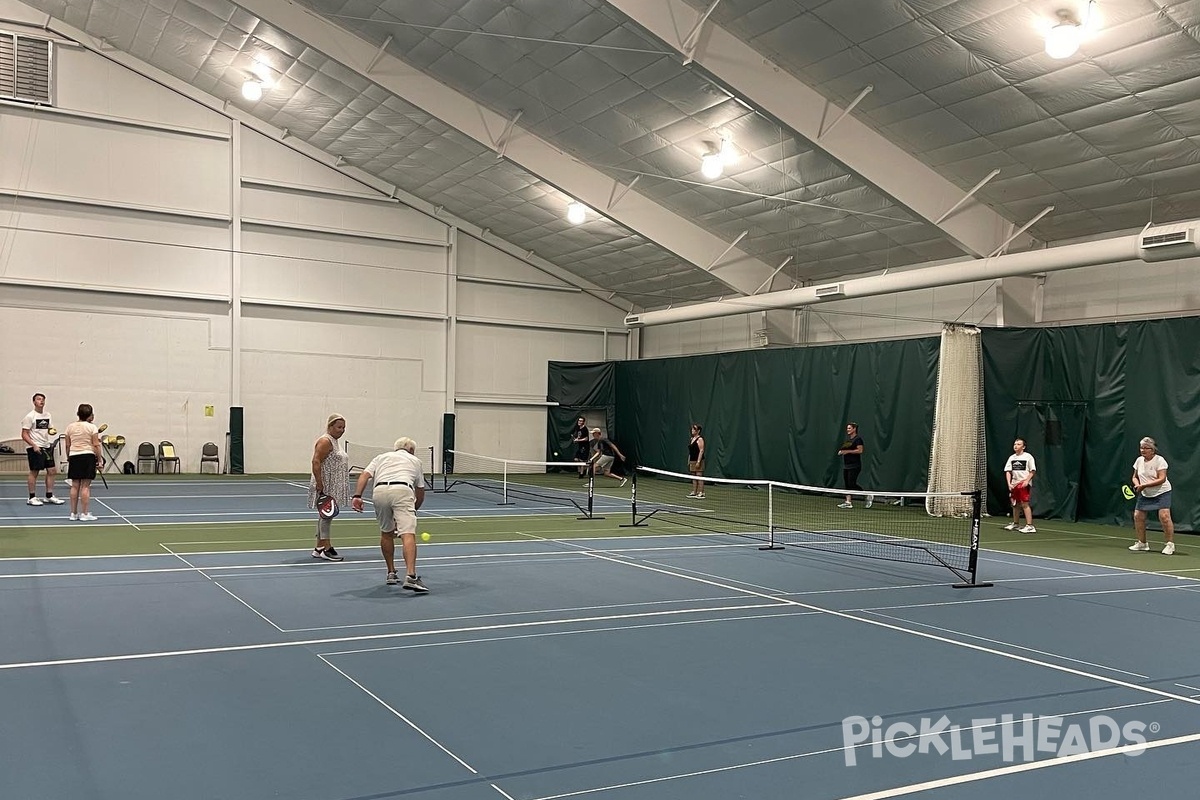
[588,428,627,487]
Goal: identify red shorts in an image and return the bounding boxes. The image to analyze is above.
[1010,484,1030,504]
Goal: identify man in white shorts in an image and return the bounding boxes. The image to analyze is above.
[21,392,65,507]
[351,437,428,591]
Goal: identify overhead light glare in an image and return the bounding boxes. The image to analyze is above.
[701,152,724,180]
[249,61,274,88]
[1045,20,1082,58]
[241,79,264,101]
[567,202,587,225]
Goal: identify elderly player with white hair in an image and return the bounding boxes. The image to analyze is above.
[351,437,429,591]
[1128,436,1175,555]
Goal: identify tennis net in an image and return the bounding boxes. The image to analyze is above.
[444,450,600,519]
[345,441,435,484]
[631,466,986,587]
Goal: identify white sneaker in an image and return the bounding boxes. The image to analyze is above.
[865,494,874,509]
[619,477,627,487]
[1003,522,1018,531]
[27,497,44,506]
[687,492,698,498]
[838,501,852,509]
[68,513,78,521]
[1163,542,1176,555]
[695,493,704,499]
[1129,541,1150,552]
[79,513,97,521]
[1019,525,1036,534]
[46,496,65,505]
[889,498,903,506]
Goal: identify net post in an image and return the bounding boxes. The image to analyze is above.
[759,481,784,550]
[953,489,993,588]
[619,465,648,527]
[498,460,514,506]
[577,470,603,520]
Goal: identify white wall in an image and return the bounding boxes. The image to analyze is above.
[0,23,628,471]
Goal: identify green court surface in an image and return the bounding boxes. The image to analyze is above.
[1,473,1190,582]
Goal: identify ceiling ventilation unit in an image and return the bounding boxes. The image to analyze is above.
[1139,224,1198,262]
[814,283,845,298]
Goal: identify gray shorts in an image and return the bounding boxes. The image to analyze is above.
[373,484,417,534]
[594,454,615,473]
[1136,490,1171,513]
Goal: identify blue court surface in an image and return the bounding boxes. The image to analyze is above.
[4,509,1200,799]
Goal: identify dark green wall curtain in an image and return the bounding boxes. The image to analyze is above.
[549,316,1199,531]
[607,339,941,490]
[982,319,1200,530]
[545,362,616,462]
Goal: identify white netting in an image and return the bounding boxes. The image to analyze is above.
[926,324,986,517]
[345,441,434,479]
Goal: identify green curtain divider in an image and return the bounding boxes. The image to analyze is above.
[546,362,617,463]
[549,316,1198,532]
[605,338,940,491]
[983,319,1199,531]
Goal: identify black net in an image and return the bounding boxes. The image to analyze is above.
[632,466,984,586]
[445,450,599,519]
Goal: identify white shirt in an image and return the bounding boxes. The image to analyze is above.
[1004,452,1036,483]
[1133,455,1171,497]
[21,410,52,448]
[365,449,426,489]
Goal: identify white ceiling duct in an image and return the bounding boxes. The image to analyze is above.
[625,223,1200,328]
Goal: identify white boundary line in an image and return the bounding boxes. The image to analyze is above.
[95,498,141,531]
[157,543,284,632]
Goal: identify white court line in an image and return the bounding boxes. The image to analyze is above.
[94,499,141,531]
[523,697,1177,800]
[319,608,818,658]
[0,602,798,671]
[158,543,284,633]
[863,610,1151,680]
[829,734,1200,800]
[316,654,480,773]
[572,548,1200,709]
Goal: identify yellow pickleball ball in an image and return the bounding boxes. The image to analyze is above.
[421,532,431,542]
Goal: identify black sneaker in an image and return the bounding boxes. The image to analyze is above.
[312,547,344,562]
[402,574,429,593]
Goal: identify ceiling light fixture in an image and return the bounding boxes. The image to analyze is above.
[1045,1,1098,59]
[719,134,738,166]
[1044,16,1082,58]
[241,79,264,101]
[567,201,587,225]
[701,152,724,180]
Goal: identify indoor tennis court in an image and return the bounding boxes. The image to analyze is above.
[5,493,1200,799]
[5,0,1200,797]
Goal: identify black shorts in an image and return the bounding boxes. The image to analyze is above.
[68,453,98,481]
[26,447,56,472]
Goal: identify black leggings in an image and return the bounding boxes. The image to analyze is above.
[843,466,862,492]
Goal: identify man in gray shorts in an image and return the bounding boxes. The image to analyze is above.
[588,427,627,487]
[351,437,429,591]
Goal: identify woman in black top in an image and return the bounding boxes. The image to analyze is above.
[688,424,706,498]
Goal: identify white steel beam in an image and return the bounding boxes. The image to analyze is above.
[605,0,1029,258]
[235,0,778,299]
